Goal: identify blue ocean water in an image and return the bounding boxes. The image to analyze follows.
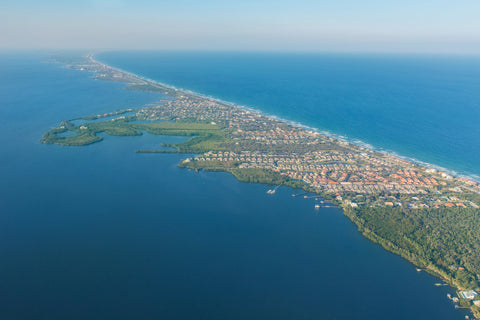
[98,51,480,180]
[0,52,472,319]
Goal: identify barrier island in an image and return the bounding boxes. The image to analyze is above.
[42,53,480,318]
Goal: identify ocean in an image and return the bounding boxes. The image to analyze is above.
[98,51,480,180]
[0,51,475,319]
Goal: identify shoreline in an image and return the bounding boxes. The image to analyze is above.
[49,52,480,319]
[92,53,480,184]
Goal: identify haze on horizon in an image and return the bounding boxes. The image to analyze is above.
[1,0,480,54]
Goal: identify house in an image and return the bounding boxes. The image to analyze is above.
[460,290,478,300]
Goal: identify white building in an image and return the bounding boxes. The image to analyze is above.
[460,290,478,300]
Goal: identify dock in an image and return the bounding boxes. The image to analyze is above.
[267,185,281,195]
[292,192,310,197]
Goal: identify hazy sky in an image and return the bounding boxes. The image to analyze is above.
[1,0,480,53]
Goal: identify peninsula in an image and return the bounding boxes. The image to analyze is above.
[42,53,480,318]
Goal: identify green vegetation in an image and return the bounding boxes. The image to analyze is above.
[46,53,480,318]
[474,305,480,319]
[344,205,480,291]
[41,118,140,146]
[41,126,103,146]
[229,168,304,189]
[136,150,179,154]
[76,110,134,121]
[90,120,142,136]
[178,159,305,189]
[41,117,226,151]
[134,121,220,134]
[41,114,480,298]
[134,121,228,153]
[125,83,181,97]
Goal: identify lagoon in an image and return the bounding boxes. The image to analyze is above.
[0,52,470,319]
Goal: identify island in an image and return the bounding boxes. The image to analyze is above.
[42,53,480,319]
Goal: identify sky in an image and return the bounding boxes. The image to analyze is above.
[1,0,480,53]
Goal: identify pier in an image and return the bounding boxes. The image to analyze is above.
[267,185,281,194]
[292,192,310,197]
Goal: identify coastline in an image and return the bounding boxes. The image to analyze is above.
[93,53,480,184]
[47,52,480,319]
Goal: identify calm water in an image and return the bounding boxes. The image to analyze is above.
[0,52,471,319]
[99,51,480,180]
